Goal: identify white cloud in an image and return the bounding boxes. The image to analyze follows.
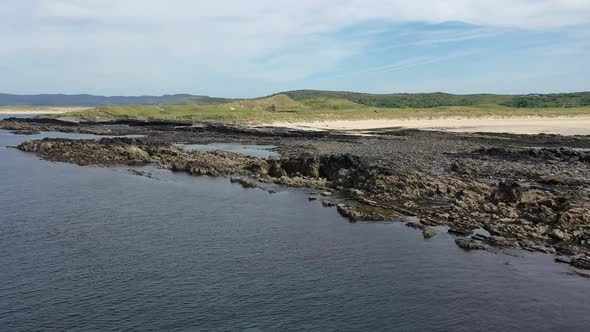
[1,0,589,95]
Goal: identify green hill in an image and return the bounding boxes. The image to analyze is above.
[223,94,369,112]
[274,90,590,108]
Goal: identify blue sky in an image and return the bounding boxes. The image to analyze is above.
[1,0,589,97]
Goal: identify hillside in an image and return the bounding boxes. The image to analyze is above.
[275,90,590,108]
[4,91,590,108]
[0,93,232,107]
[56,94,590,123]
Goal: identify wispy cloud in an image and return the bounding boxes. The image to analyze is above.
[361,50,481,74]
[1,1,589,95]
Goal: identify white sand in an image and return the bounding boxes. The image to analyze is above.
[0,107,91,115]
[270,116,590,136]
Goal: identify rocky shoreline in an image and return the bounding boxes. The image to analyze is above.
[4,116,590,270]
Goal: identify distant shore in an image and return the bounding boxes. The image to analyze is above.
[0,106,91,115]
[270,115,590,136]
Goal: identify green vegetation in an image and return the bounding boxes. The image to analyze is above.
[57,94,590,124]
[275,90,590,108]
[172,96,236,106]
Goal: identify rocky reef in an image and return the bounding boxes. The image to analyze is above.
[8,117,590,271]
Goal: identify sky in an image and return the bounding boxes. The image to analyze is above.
[1,0,589,97]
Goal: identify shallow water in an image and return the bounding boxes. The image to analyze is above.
[0,129,145,148]
[1,131,590,331]
[176,143,278,158]
[0,113,37,119]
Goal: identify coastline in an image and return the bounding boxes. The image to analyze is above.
[269,115,590,136]
[2,116,590,272]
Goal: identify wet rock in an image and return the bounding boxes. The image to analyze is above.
[455,238,487,250]
[322,200,336,207]
[270,176,327,188]
[128,170,154,178]
[570,271,590,278]
[554,256,571,265]
[487,236,517,248]
[472,233,516,248]
[422,228,437,239]
[230,177,257,189]
[321,191,333,196]
[267,159,287,177]
[570,256,590,270]
[308,196,318,201]
[12,120,590,262]
[337,204,358,222]
[281,154,320,177]
[405,222,425,230]
[347,188,365,197]
[448,225,474,236]
[520,240,555,254]
[11,129,41,135]
[336,204,392,223]
[554,243,582,256]
[420,217,443,226]
[18,139,152,166]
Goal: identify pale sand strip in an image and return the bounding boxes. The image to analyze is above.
[270,116,590,136]
[0,107,91,115]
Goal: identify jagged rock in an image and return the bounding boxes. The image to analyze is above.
[12,124,590,261]
[267,159,287,177]
[336,204,391,222]
[559,207,590,226]
[405,222,425,230]
[548,229,568,241]
[455,238,487,250]
[492,182,549,205]
[472,233,516,247]
[422,228,437,239]
[570,256,590,270]
[271,176,327,188]
[487,236,517,248]
[322,200,336,207]
[554,243,582,256]
[347,188,365,197]
[520,240,555,254]
[420,218,441,226]
[230,177,257,189]
[555,256,571,264]
[11,129,41,135]
[448,225,474,236]
[281,154,320,177]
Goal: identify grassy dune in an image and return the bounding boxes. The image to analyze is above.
[56,94,590,124]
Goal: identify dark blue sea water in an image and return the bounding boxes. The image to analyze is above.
[1,118,590,331]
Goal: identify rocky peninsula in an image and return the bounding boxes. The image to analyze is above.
[3,116,590,270]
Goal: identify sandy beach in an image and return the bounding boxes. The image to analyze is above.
[271,116,590,136]
[0,107,91,115]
